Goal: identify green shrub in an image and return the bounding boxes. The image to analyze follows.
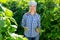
[0,4,28,40]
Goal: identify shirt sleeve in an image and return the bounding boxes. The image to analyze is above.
[37,15,41,28]
[21,14,26,27]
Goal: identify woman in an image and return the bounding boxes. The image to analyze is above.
[22,1,41,40]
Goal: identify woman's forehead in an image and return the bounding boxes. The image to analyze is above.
[30,5,36,7]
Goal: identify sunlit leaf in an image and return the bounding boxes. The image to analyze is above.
[0,0,7,3]
[11,25,17,28]
[38,0,45,3]
[5,9,13,17]
[0,5,13,17]
[54,7,59,12]
[23,37,28,40]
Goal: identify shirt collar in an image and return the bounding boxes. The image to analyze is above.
[28,12,37,16]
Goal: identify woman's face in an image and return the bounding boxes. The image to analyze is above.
[30,5,36,12]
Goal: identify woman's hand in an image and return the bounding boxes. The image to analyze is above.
[36,28,39,33]
[24,27,28,31]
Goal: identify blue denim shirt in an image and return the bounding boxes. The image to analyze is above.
[22,12,41,37]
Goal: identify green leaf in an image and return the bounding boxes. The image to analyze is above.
[0,5,13,17]
[0,20,5,27]
[10,17,18,26]
[5,9,13,17]
[0,0,7,3]
[0,33,2,40]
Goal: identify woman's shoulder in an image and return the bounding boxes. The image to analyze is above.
[24,12,29,15]
[36,13,40,17]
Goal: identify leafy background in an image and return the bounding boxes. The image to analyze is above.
[0,0,60,40]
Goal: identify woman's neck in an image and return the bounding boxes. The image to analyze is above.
[30,11,35,15]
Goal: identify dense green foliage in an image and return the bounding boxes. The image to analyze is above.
[0,1,28,40]
[36,0,60,40]
[0,0,60,40]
